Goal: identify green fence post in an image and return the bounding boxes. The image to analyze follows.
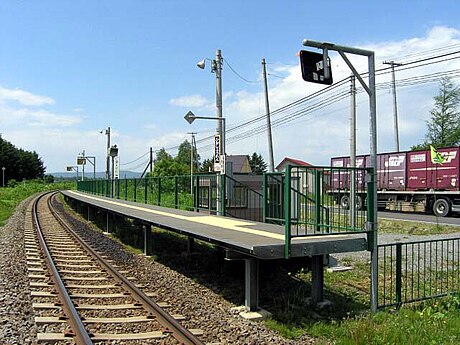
[174,176,179,209]
[284,165,292,259]
[263,173,267,223]
[314,169,321,233]
[134,178,137,202]
[366,168,375,251]
[144,177,148,204]
[222,173,226,216]
[157,177,161,206]
[194,176,198,211]
[396,243,402,306]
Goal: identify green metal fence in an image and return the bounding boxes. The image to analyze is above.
[77,166,372,259]
[378,237,460,308]
[263,165,373,258]
[263,172,284,224]
[225,174,263,222]
[78,175,215,212]
[78,173,265,220]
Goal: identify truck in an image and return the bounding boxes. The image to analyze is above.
[330,146,460,217]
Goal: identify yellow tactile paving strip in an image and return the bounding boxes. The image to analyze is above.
[68,191,286,241]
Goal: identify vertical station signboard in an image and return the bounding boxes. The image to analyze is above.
[214,134,221,172]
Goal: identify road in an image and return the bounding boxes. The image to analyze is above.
[378,210,460,227]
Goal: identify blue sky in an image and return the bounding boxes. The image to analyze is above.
[1,1,460,173]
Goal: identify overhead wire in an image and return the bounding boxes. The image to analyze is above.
[120,151,150,166]
[223,58,260,84]
[138,45,460,162]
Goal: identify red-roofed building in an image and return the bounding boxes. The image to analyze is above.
[275,157,312,172]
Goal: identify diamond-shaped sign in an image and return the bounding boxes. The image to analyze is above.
[184,111,196,124]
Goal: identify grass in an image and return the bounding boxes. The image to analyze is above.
[305,296,460,345]
[378,218,460,235]
[0,180,75,225]
[261,260,460,344]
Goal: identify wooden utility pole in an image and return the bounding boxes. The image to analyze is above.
[383,61,403,152]
[262,58,275,172]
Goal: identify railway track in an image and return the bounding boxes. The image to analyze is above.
[26,191,203,344]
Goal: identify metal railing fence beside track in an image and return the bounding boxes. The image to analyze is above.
[224,174,263,222]
[378,237,460,308]
[77,174,264,219]
[77,165,372,258]
[264,165,373,257]
[79,175,207,212]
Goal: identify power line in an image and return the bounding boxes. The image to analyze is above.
[120,151,149,166]
[223,58,260,84]
[147,46,460,160]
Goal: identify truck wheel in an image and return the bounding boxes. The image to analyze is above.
[433,198,450,217]
[340,195,349,209]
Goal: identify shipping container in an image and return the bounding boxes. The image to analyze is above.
[330,146,460,217]
[407,147,459,191]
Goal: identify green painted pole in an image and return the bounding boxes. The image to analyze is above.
[284,165,292,259]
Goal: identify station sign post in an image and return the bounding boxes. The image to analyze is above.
[301,39,378,312]
[299,50,333,85]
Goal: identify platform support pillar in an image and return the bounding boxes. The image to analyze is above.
[311,255,324,304]
[87,205,92,222]
[143,225,153,256]
[105,212,110,234]
[187,237,195,253]
[245,258,259,312]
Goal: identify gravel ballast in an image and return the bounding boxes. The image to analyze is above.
[0,198,37,343]
[0,195,317,344]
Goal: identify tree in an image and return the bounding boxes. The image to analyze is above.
[0,136,45,185]
[153,158,188,177]
[154,148,172,162]
[200,158,213,173]
[412,77,460,150]
[151,141,199,177]
[248,152,267,174]
[175,140,200,171]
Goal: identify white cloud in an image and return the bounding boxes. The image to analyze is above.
[0,86,55,106]
[169,94,211,108]
[0,106,82,127]
[143,123,157,130]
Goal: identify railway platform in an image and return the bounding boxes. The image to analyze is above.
[62,190,368,312]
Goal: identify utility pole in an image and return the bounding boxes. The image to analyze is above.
[215,49,223,145]
[81,150,85,181]
[215,49,225,216]
[103,127,111,180]
[195,49,225,216]
[383,61,402,152]
[262,58,275,172]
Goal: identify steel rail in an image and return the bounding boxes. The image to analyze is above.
[49,193,203,345]
[33,192,94,345]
